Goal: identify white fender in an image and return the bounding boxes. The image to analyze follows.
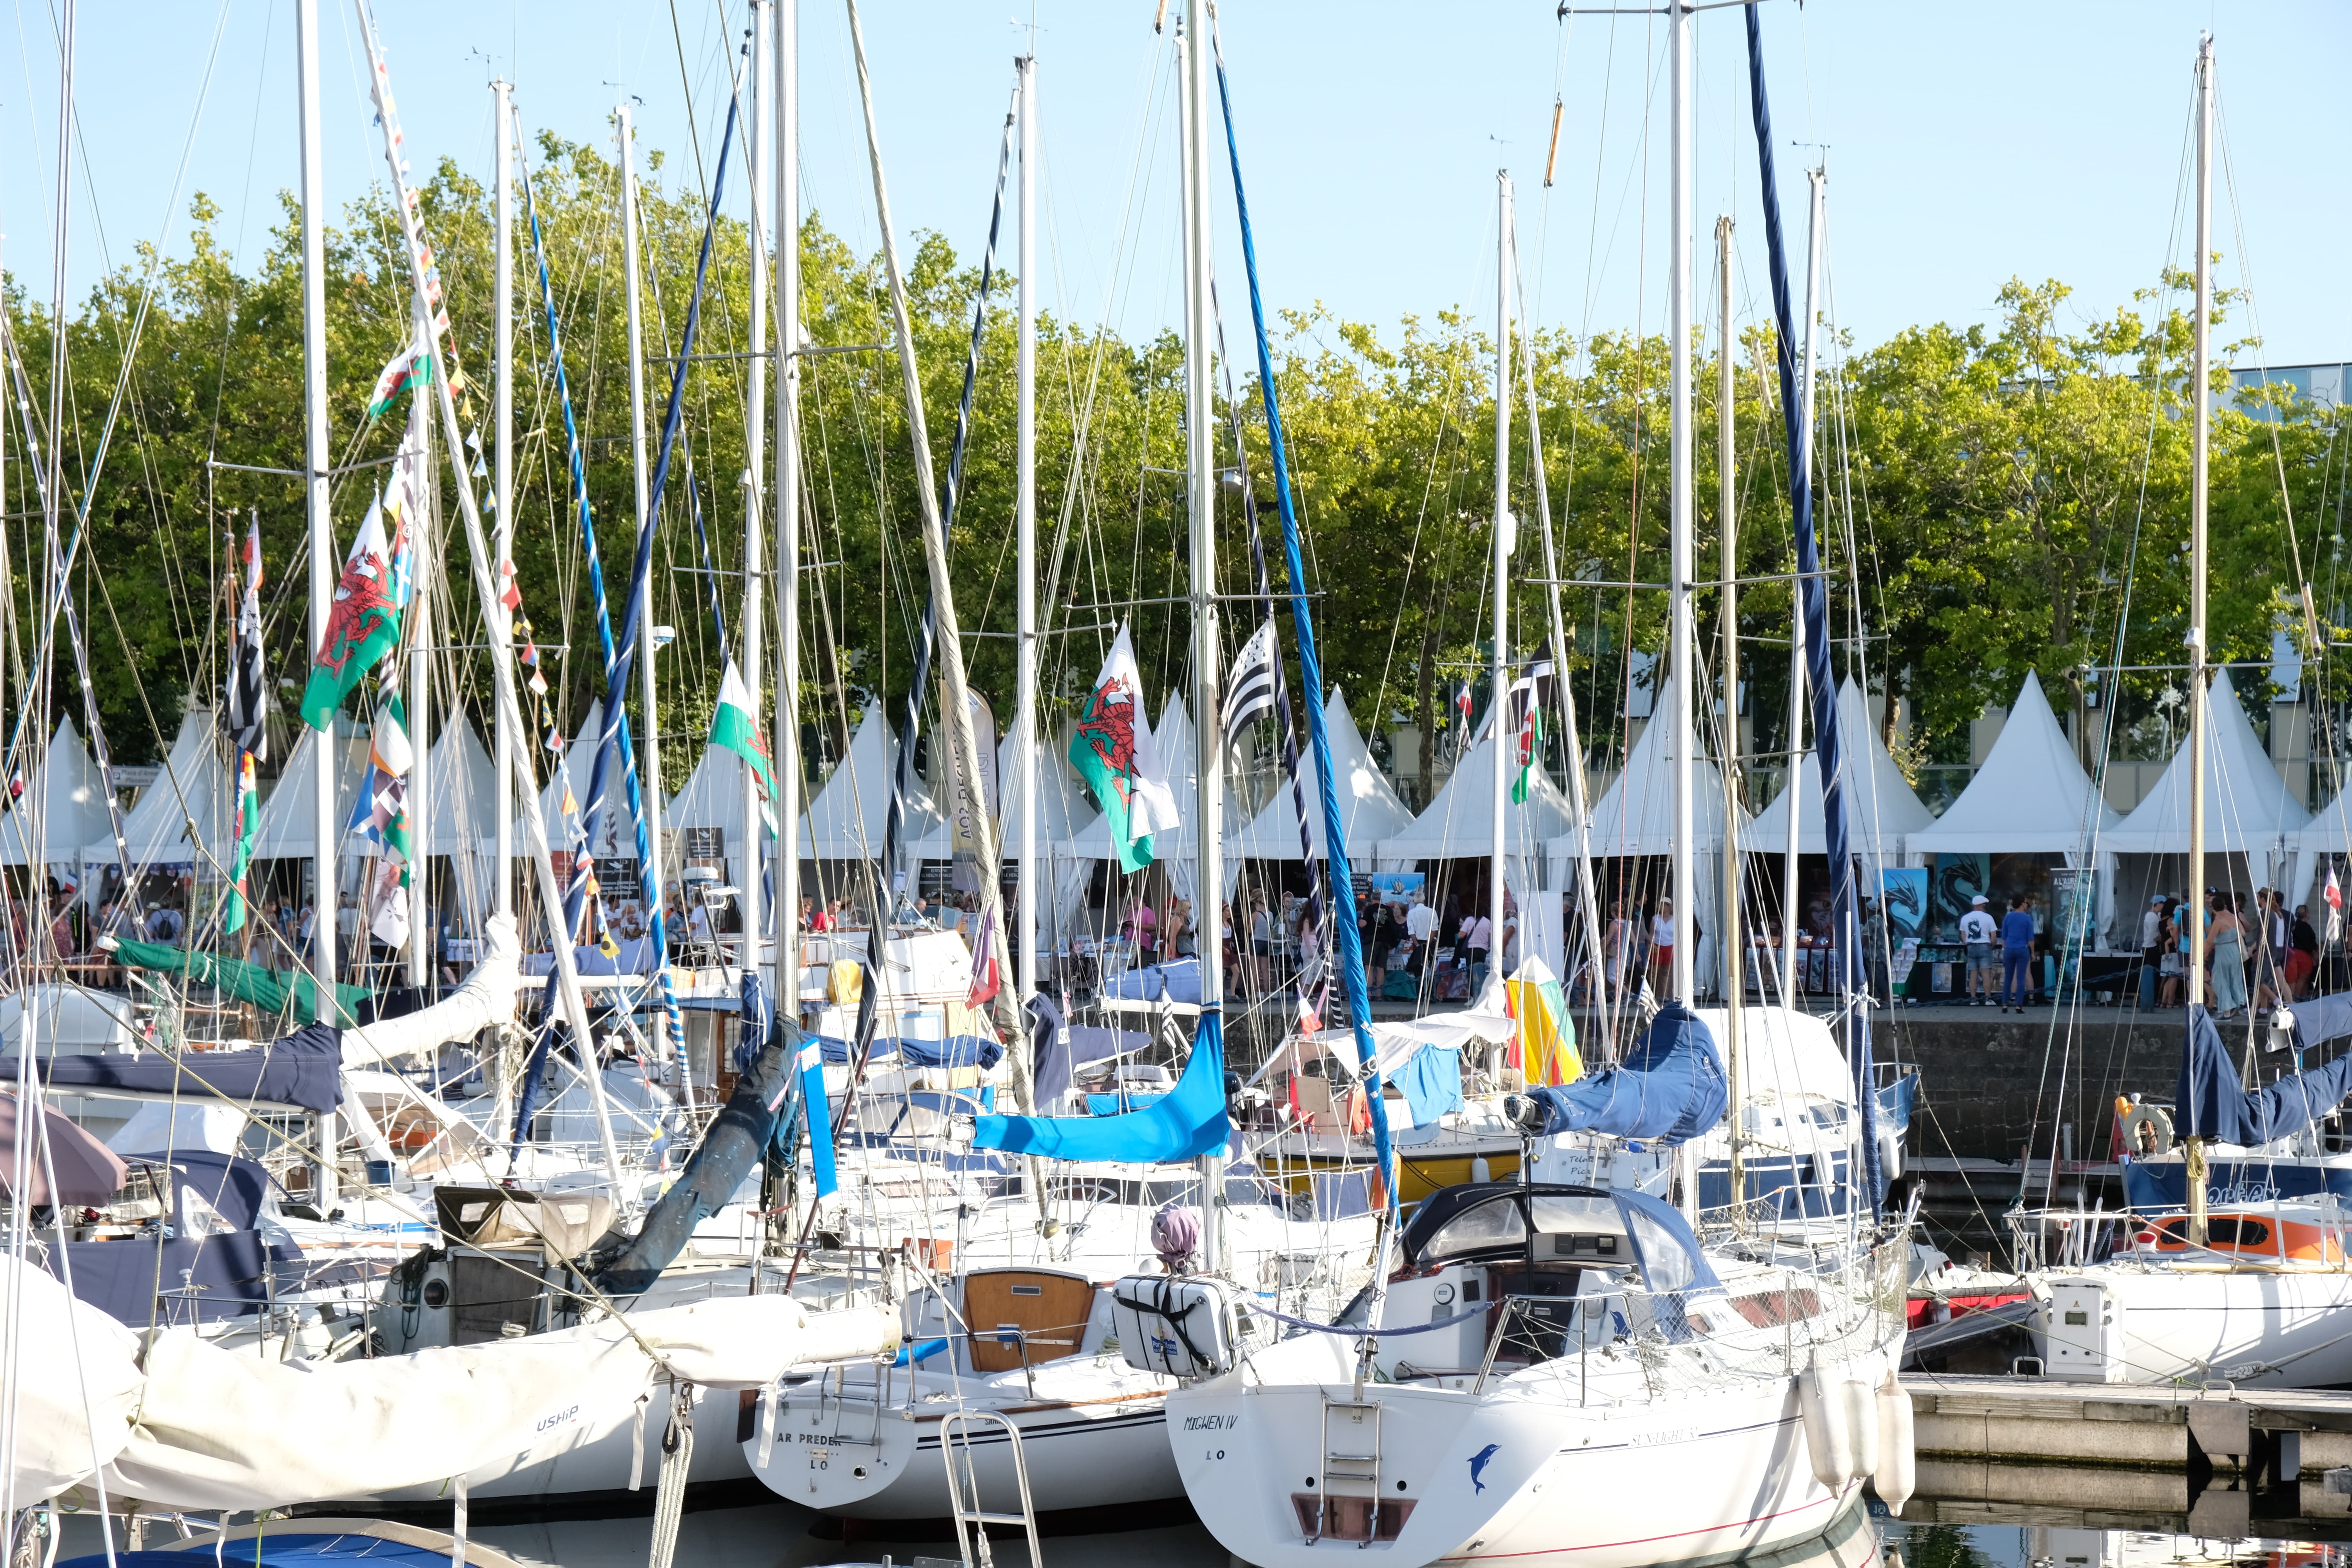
[1873,1371,1916,1515]
[1876,1123,1904,1183]
[1798,1363,1855,1492]
[1843,1365,1880,1482]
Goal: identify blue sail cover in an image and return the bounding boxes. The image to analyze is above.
[1521,1003,1725,1147]
[0,1024,342,1112]
[971,1013,1230,1163]
[2177,1003,2352,1147]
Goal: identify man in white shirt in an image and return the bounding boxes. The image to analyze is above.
[1958,894,1999,1006]
[1405,893,1437,944]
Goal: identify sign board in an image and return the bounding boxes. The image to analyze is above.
[682,826,724,860]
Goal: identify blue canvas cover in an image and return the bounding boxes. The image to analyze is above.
[1101,957,1202,1005]
[1395,1043,1465,1127]
[972,1013,1230,1163]
[2176,1003,2352,1146]
[1521,1002,1726,1147]
[1029,993,1144,1107]
[0,1024,342,1112]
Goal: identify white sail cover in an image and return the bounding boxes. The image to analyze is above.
[1563,670,1743,857]
[248,718,372,862]
[1740,677,1934,857]
[1913,670,2121,855]
[82,706,234,872]
[2105,668,2311,853]
[800,705,944,861]
[1230,689,1416,861]
[4,1261,900,1509]
[0,718,110,866]
[339,914,523,1066]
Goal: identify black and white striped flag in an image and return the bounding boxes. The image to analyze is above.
[223,512,269,761]
[1221,617,1280,752]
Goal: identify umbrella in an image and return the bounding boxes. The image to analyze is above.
[0,1093,127,1206]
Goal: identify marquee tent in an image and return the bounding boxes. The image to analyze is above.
[1740,677,1934,866]
[0,718,111,867]
[419,718,499,919]
[799,705,943,864]
[1228,689,1416,863]
[85,708,234,878]
[910,728,1092,863]
[2104,670,2309,855]
[535,700,633,862]
[247,718,370,863]
[1375,722,1575,864]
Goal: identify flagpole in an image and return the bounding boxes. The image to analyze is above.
[298,0,338,1038]
[740,0,770,1003]
[773,0,801,1033]
[492,78,515,922]
[1015,49,1037,1014]
[1491,172,1510,993]
[617,103,669,1051]
[407,365,435,991]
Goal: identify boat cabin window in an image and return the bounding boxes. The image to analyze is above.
[1422,1197,1527,1257]
[2154,1216,2271,1249]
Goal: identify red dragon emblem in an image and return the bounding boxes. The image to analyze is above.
[1076,675,1139,802]
[315,549,395,678]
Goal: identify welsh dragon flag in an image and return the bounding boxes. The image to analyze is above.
[1068,624,1180,874]
[301,412,423,730]
[708,660,777,829]
[366,336,434,419]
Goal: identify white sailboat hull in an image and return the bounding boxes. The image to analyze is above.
[2032,1266,2352,1387]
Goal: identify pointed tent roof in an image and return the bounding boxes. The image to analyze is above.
[1556,671,1743,858]
[88,707,234,870]
[1913,670,2121,855]
[1741,677,1935,855]
[668,731,760,843]
[535,700,633,859]
[1231,689,1417,860]
[417,717,498,857]
[1377,723,1575,862]
[249,717,371,861]
[800,705,944,860]
[2291,784,2352,857]
[0,718,111,866]
[1069,697,1200,860]
[2106,668,2310,853]
[911,726,1093,860]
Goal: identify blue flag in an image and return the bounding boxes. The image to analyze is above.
[798,1038,837,1197]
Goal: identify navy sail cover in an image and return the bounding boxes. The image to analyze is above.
[1519,1002,1726,1147]
[0,1023,342,1113]
[2178,1002,2352,1146]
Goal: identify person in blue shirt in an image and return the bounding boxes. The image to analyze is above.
[1998,895,2038,1013]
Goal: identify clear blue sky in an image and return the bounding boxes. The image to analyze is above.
[6,1,2346,370]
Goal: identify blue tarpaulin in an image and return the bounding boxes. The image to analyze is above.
[1395,1043,1465,1128]
[2177,1002,2352,1146]
[0,1024,343,1113]
[901,1034,1004,1070]
[973,1014,1230,1163]
[1520,1003,1725,1147]
[1102,958,1201,1005]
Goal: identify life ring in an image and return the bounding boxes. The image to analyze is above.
[2118,1102,2174,1159]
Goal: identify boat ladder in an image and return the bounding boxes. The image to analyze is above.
[940,1410,1041,1568]
[1316,1396,1383,1541]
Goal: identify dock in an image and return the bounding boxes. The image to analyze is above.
[1903,1372,2352,1538]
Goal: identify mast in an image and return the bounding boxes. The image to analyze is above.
[2185,33,2214,1245]
[1180,0,1225,1272]
[618,105,664,998]
[1718,212,1744,1205]
[740,0,769,982]
[298,0,338,1048]
[1668,0,1694,1011]
[1016,52,1038,1011]
[407,307,433,990]
[1491,172,1510,980]
[1780,166,1824,1005]
[493,79,514,920]
[774,0,801,1016]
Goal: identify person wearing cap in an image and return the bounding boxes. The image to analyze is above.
[1958,893,1999,1007]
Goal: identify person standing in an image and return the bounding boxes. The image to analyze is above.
[1959,894,1998,1007]
[1999,894,2037,1012]
[1466,907,1494,975]
[1650,896,1676,990]
[2207,890,2250,1018]
[2290,903,2319,1000]
[2140,893,2167,1010]
[1249,896,1273,997]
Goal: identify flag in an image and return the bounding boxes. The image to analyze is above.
[368,855,410,948]
[1067,624,1180,874]
[2328,864,2344,946]
[225,751,260,934]
[299,488,406,730]
[708,659,777,829]
[355,698,415,948]
[365,336,435,418]
[1512,699,1545,804]
[1220,618,1279,753]
[967,901,1002,1008]
[224,515,268,760]
[796,1038,838,1197]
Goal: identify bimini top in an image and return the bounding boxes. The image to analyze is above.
[1396,1181,1720,1295]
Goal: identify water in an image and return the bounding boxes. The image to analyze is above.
[54,1498,2352,1568]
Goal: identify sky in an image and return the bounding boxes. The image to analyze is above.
[4,0,2347,372]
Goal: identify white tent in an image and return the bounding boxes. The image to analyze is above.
[1376,726,1575,864]
[0,718,110,867]
[536,700,632,862]
[248,718,370,863]
[419,718,497,859]
[2287,786,2352,917]
[2105,670,2309,855]
[1915,671,2119,855]
[911,727,1091,862]
[800,705,943,863]
[1565,671,1743,858]
[85,708,234,876]
[1740,677,1934,864]
[1229,689,1416,862]
[666,734,769,893]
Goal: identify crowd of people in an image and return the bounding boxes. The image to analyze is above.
[2136,887,2319,1022]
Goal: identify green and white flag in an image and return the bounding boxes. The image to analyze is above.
[709,659,777,830]
[1068,624,1180,874]
[365,336,435,418]
[299,490,403,730]
[224,751,260,935]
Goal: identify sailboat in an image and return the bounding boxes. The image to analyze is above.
[1161,7,1915,1566]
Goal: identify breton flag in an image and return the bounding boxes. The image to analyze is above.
[224,514,269,760]
[1220,618,1280,755]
